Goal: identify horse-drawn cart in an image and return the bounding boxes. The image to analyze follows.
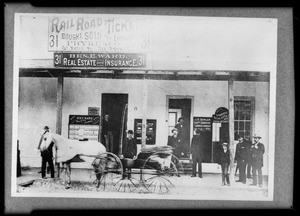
[41,132,183,194]
[93,146,183,194]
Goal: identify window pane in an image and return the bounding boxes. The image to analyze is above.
[169,113,176,126]
[239,121,244,130]
[234,121,238,130]
[234,110,238,120]
[239,111,245,120]
[245,122,250,131]
[245,112,251,120]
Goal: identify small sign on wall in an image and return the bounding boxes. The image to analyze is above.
[134,119,156,145]
[193,117,212,134]
[88,107,100,116]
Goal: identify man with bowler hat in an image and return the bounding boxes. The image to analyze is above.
[249,133,265,187]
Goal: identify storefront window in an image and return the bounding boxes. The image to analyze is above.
[234,98,254,140]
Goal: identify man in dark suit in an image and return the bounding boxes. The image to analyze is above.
[37,126,55,179]
[249,133,265,188]
[244,135,253,179]
[234,136,248,184]
[191,129,204,178]
[102,114,114,153]
[121,130,137,179]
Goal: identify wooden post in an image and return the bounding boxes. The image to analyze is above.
[55,72,64,178]
[141,72,148,151]
[228,78,235,183]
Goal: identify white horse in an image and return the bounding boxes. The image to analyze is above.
[41,132,107,188]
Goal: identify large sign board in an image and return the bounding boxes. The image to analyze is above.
[68,115,100,141]
[54,52,146,68]
[193,117,212,133]
[48,16,151,53]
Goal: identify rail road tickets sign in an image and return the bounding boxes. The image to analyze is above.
[54,52,146,68]
[48,16,151,53]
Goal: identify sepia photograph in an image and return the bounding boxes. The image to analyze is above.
[5,5,295,212]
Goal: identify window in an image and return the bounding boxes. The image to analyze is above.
[234,97,254,140]
[168,112,177,135]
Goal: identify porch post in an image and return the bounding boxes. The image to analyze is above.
[228,78,235,183]
[141,72,148,151]
[55,71,64,178]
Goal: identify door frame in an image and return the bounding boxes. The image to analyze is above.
[166,95,194,148]
[100,93,129,153]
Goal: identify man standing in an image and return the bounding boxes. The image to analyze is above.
[121,130,137,179]
[167,128,180,158]
[102,114,114,153]
[244,134,253,179]
[122,130,137,160]
[37,126,55,179]
[234,136,248,184]
[191,129,203,178]
[175,117,188,158]
[249,133,265,188]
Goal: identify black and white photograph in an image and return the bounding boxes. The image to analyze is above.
[5,5,295,211]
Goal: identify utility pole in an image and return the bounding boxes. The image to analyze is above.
[55,71,64,178]
[141,72,148,151]
[228,78,235,183]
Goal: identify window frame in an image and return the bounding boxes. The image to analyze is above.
[234,96,255,141]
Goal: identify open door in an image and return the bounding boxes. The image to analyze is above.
[168,98,192,159]
[101,93,128,155]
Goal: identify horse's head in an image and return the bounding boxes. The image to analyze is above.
[40,132,54,151]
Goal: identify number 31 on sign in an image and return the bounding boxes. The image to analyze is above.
[49,34,59,48]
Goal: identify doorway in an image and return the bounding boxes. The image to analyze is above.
[167,97,192,159]
[101,93,128,155]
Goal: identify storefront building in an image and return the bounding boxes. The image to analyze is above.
[15,14,276,175]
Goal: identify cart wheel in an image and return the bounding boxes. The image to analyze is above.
[113,171,140,193]
[94,152,123,191]
[141,153,183,194]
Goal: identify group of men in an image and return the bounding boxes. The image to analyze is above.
[167,120,265,188]
[235,134,265,187]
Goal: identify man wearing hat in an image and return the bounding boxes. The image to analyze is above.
[37,126,55,179]
[167,127,180,158]
[175,117,188,158]
[249,133,265,187]
[121,130,137,178]
[190,128,204,178]
[220,142,231,186]
[122,130,137,159]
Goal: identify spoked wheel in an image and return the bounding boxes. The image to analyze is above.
[141,153,183,194]
[93,152,123,191]
[113,171,140,193]
[113,158,140,193]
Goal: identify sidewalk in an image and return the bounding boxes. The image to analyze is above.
[16,167,269,198]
